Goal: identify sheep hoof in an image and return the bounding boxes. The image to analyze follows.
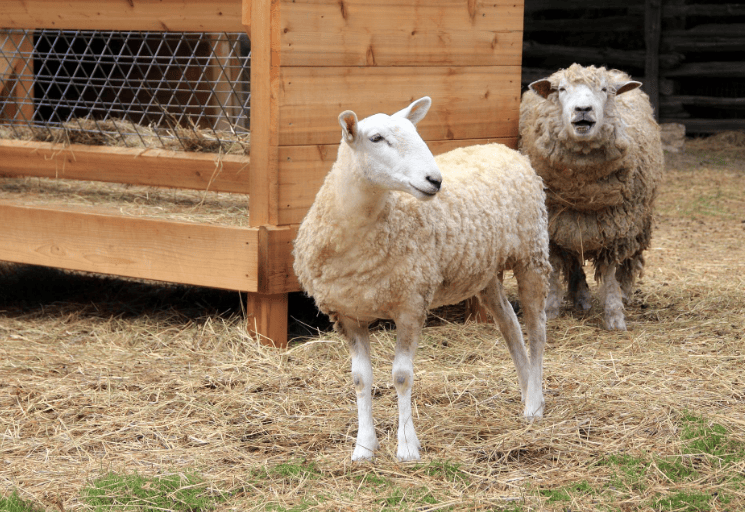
[352,438,380,461]
[397,443,421,462]
[604,313,627,331]
[545,306,561,319]
[573,295,592,311]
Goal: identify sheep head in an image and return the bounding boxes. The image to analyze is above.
[337,97,442,201]
[529,64,641,158]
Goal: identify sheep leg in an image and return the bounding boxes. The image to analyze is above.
[392,312,424,462]
[339,316,380,461]
[598,263,627,331]
[477,277,533,413]
[514,265,547,419]
[546,251,564,319]
[567,258,592,311]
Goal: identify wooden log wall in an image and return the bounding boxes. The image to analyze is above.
[523,0,745,134]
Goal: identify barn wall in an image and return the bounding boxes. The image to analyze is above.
[522,0,745,134]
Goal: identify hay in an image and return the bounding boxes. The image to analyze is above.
[0,118,250,155]
[0,176,250,226]
[0,143,744,511]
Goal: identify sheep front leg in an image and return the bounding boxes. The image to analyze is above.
[340,317,379,461]
[392,313,423,462]
[598,262,627,331]
[515,266,548,420]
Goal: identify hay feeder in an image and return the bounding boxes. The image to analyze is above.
[0,0,524,346]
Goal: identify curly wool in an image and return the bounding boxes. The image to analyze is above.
[293,143,550,325]
[519,64,663,270]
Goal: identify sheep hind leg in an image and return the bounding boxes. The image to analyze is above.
[546,251,565,319]
[515,264,547,419]
[477,275,535,417]
[598,262,627,331]
[392,311,424,462]
[339,316,380,461]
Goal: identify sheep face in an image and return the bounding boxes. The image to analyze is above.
[529,64,641,144]
[338,97,442,201]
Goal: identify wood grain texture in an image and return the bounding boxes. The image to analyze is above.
[280,0,523,67]
[0,200,261,291]
[0,140,251,194]
[277,137,517,225]
[278,66,521,146]
[248,0,282,226]
[0,0,244,32]
[245,292,289,347]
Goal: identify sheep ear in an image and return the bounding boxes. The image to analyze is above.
[529,79,554,99]
[339,110,359,144]
[615,80,642,96]
[394,96,431,126]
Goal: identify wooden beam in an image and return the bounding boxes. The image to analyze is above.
[279,0,523,67]
[246,292,289,347]
[248,0,281,226]
[0,140,251,194]
[663,62,745,78]
[277,66,521,146]
[0,0,244,32]
[0,200,261,292]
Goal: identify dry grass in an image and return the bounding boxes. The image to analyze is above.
[1,136,744,511]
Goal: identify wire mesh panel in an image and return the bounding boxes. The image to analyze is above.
[0,29,250,153]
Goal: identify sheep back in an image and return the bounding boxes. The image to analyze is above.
[293,143,550,323]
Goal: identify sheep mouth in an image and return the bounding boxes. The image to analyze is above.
[411,184,438,198]
[572,119,596,135]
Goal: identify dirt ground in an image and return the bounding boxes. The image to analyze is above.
[1,136,744,511]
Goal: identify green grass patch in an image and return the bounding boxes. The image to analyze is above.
[651,490,712,512]
[679,413,743,462]
[416,460,469,484]
[379,486,438,510]
[539,480,594,503]
[82,471,224,511]
[0,492,45,512]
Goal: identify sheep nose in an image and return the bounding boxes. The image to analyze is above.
[426,175,442,190]
[575,106,593,113]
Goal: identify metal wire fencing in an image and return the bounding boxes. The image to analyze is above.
[0,29,250,153]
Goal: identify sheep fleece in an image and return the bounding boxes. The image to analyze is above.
[519,66,663,266]
[293,143,550,322]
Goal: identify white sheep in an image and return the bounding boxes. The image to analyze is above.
[293,97,550,461]
[519,64,663,331]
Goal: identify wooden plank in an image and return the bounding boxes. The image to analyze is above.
[280,0,524,67]
[660,95,745,109]
[0,0,244,32]
[664,62,745,78]
[278,66,522,146]
[276,137,518,226]
[0,200,260,291]
[258,225,299,293]
[0,140,251,194]
[248,0,281,226]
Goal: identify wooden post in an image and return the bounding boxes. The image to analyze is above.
[245,292,289,348]
[645,0,662,120]
[248,0,281,227]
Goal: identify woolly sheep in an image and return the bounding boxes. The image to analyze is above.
[293,97,550,462]
[519,64,663,330]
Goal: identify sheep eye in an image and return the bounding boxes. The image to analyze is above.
[370,134,384,143]
[558,87,566,93]
[602,87,608,93]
